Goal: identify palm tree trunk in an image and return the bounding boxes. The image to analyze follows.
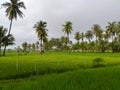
[77,40,79,44]
[8,19,13,35]
[67,34,69,46]
[67,34,71,54]
[3,45,6,56]
[0,44,1,57]
[82,33,84,42]
[40,40,42,54]
[39,40,41,54]
[112,35,114,53]
[40,35,43,54]
[89,39,90,43]
[3,19,13,56]
[81,33,84,52]
[95,35,97,52]
[0,38,1,57]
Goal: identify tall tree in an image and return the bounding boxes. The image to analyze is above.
[33,20,48,54]
[2,0,26,56]
[85,30,93,43]
[0,26,7,56]
[22,42,28,53]
[92,24,103,52]
[106,22,117,42]
[74,32,81,44]
[92,24,103,42]
[62,21,72,46]
[106,22,117,52]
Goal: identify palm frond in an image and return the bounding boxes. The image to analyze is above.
[2,0,26,20]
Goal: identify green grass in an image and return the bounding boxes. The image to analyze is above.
[0,52,120,90]
[1,66,120,90]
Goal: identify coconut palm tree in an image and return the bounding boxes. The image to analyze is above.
[74,32,81,44]
[85,30,93,43]
[2,0,26,35]
[22,42,28,53]
[106,22,117,52]
[92,24,103,42]
[62,21,72,46]
[106,22,117,42]
[0,26,7,56]
[2,0,26,56]
[33,20,48,54]
[2,34,15,53]
[92,24,103,52]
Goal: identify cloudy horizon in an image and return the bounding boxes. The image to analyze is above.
[0,0,120,48]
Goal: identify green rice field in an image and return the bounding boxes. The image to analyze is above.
[0,52,120,90]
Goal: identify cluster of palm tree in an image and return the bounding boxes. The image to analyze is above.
[41,21,120,53]
[69,21,120,53]
[44,36,72,51]
[21,41,39,53]
[33,21,73,53]
[15,41,40,55]
[1,0,26,56]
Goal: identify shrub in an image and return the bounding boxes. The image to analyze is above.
[92,58,105,68]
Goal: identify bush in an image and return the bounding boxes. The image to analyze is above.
[92,58,105,68]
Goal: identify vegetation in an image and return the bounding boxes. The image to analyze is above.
[0,52,120,90]
[42,21,120,53]
[19,21,120,53]
[92,58,104,68]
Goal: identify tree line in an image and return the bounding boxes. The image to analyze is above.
[19,21,120,53]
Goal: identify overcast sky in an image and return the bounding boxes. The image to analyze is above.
[0,0,120,48]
